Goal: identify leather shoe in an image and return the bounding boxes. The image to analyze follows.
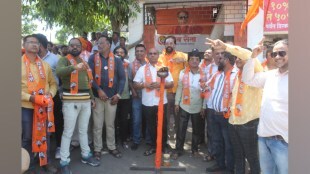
[206,164,226,172]
[131,143,139,150]
[42,163,58,174]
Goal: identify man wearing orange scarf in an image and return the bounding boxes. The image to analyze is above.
[262,47,277,71]
[158,36,187,135]
[204,51,237,173]
[21,34,57,174]
[133,48,174,156]
[88,36,125,160]
[172,49,206,159]
[56,38,99,174]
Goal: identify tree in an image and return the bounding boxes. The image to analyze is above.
[22,16,38,37]
[24,0,141,34]
[22,1,39,37]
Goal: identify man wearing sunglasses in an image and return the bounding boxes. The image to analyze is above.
[243,39,288,174]
[170,10,203,34]
[206,38,288,174]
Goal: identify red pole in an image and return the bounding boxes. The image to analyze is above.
[155,77,165,169]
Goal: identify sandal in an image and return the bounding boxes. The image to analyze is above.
[191,151,200,158]
[203,154,215,162]
[143,148,156,156]
[94,151,101,160]
[109,149,122,158]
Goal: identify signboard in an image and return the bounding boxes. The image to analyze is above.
[155,34,209,53]
[264,0,288,33]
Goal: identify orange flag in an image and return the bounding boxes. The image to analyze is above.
[240,0,263,36]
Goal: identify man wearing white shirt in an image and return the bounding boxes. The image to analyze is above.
[205,51,237,173]
[242,39,288,174]
[110,31,120,52]
[133,48,174,156]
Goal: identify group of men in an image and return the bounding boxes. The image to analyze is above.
[21,31,288,174]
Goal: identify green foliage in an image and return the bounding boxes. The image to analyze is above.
[24,0,141,33]
[55,27,73,45]
[22,1,39,37]
[22,16,38,37]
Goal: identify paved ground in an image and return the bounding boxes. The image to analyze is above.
[33,117,216,174]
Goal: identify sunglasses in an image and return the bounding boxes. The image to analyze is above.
[178,16,188,19]
[270,51,287,58]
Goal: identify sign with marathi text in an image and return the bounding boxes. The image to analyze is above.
[155,34,209,53]
[264,0,288,33]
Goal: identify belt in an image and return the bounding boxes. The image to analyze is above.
[214,111,223,115]
[266,135,284,141]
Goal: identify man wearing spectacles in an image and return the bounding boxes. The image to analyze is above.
[21,34,57,174]
[206,38,289,174]
[56,38,99,174]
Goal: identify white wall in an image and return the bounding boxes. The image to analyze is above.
[128,1,144,62]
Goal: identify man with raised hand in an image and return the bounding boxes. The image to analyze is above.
[243,39,288,174]
[203,40,238,172]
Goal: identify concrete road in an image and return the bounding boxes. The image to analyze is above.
[34,118,216,174]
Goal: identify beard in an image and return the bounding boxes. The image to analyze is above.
[165,46,174,53]
[70,49,81,57]
[218,63,224,71]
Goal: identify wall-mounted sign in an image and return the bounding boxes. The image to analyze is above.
[264,0,288,34]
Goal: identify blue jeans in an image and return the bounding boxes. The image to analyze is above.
[22,107,51,169]
[132,98,142,144]
[131,98,151,144]
[209,110,234,171]
[258,136,288,174]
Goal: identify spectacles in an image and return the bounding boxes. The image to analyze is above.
[270,51,287,58]
[69,44,82,48]
[178,16,188,19]
[26,41,40,46]
[148,52,158,55]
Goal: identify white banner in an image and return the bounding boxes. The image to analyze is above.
[155,34,209,53]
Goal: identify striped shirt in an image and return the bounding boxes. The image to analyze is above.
[207,67,238,111]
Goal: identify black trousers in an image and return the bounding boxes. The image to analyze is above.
[53,91,64,147]
[206,108,215,156]
[142,104,168,149]
[175,108,204,153]
[115,99,131,142]
[228,119,260,174]
[209,110,234,171]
